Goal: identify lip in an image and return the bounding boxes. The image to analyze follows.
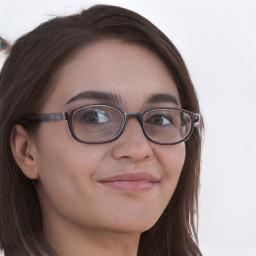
[99,172,159,192]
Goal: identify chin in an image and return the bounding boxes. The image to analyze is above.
[102,212,161,234]
[106,222,155,235]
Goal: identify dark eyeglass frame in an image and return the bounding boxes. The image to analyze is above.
[26,104,200,145]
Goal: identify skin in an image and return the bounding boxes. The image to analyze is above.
[11,40,186,256]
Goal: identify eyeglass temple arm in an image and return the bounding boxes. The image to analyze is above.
[27,113,66,122]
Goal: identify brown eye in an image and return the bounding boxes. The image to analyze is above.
[79,109,110,125]
[147,114,173,126]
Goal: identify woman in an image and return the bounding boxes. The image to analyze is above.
[0,4,203,256]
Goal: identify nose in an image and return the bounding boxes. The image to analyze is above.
[112,117,154,163]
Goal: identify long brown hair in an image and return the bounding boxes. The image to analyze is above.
[0,5,203,256]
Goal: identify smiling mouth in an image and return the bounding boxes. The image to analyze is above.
[99,172,159,192]
[101,180,155,192]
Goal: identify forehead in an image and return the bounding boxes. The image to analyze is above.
[42,40,180,112]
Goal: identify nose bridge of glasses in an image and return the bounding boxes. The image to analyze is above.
[121,112,150,144]
[123,112,145,135]
[124,112,143,126]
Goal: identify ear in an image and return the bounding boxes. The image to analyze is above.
[10,124,39,180]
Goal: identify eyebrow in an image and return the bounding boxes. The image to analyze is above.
[146,93,179,106]
[65,90,179,106]
[65,90,122,105]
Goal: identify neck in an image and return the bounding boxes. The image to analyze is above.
[43,212,140,256]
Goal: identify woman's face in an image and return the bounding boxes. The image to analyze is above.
[34,40,186,234]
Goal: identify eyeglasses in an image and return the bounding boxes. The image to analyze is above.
[26,104,200,145]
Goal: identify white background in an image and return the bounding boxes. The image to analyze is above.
[1,0,256,255]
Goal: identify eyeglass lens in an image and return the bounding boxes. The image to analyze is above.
[72,105,192,144]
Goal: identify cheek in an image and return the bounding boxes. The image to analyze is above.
[35,124,109,211]
[37,142,108,190]
[155,143,186,195]
[157,142,186,176]
[36,122,108,178]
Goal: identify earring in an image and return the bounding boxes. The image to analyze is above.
[0,36,10,52]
